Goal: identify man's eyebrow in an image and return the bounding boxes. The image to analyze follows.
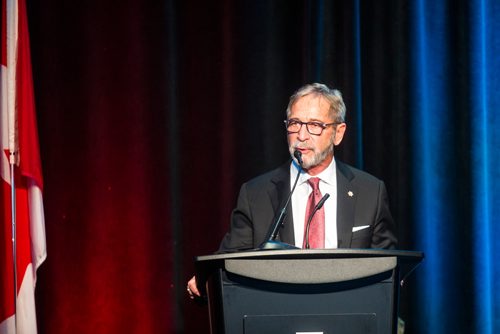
[288,117,325,122]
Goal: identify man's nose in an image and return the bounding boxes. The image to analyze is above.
[296,123,310,141]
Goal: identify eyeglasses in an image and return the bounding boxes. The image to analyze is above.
[284,119,340,136]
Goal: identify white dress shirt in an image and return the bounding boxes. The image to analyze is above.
[290,158,338,248]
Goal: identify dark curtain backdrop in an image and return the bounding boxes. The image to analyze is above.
[26,0,499,333]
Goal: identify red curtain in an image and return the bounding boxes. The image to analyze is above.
[30,1,179,332]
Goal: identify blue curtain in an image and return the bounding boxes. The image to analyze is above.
[411,0,500,332]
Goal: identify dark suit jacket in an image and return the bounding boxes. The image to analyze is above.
[219,159,397,251]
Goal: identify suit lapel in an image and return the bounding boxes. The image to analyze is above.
[336,160,357,248]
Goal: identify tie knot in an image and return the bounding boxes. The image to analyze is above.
[308,177,321,192]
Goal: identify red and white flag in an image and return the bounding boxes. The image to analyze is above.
[1,0,46,333]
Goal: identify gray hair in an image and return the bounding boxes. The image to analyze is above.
[286,83,346,123]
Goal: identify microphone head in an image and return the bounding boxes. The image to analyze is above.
[293,150,303,166]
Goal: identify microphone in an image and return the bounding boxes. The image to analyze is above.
[293,150,303,166]
[304,193,330,249]
[259,150,303,249]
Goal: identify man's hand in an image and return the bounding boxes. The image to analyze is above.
[187,276,201,299]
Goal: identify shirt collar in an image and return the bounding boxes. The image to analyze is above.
[291,157,337,186]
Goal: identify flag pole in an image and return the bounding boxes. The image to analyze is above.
[6,0,19,330]
[9,151,18,334]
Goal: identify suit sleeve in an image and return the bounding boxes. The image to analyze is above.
[371,181,398,249]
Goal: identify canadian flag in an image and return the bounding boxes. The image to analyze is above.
[1,0,47,333]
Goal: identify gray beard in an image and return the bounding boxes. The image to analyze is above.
[289,141,334,169]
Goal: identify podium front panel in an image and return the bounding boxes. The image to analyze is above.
[208,268,397,334]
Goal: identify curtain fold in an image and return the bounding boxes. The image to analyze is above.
[469,0,500,333]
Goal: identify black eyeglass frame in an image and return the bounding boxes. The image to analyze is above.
[283,119,342,136]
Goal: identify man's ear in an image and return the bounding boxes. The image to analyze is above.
[333,123,346,146]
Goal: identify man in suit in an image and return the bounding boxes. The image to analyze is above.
[187,83,397,298]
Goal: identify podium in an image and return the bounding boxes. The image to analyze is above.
[195,249,423,334]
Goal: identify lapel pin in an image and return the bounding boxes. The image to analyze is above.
[348,191,354,197]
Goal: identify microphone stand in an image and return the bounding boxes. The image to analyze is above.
[259,151,303,250]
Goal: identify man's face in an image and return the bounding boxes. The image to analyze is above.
[287,94,346,175]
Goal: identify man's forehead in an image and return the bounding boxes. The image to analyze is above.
[290,95,330,115]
